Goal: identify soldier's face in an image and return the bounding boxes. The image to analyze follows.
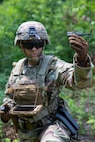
[21,46,43,64]
[23,46,43,60]
[21,40,44,63]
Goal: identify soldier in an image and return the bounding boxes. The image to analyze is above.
[0,21,93,142]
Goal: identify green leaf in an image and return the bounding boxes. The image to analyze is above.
[4,138,11,142]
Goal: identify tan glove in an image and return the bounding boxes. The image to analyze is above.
[69,34,88,65]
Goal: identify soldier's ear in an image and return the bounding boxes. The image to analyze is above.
[20,45,25,53]
[20,46,28,57]
[20,47,24,52]
[19,42,24,51]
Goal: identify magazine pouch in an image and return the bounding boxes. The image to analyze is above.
[55,106,79,140]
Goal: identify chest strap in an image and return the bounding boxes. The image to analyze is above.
[37,55,54,87]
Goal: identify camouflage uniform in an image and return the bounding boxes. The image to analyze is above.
[4,54,92,142]
[2,21,92,142]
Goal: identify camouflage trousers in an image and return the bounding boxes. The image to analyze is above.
[18,120,70,142]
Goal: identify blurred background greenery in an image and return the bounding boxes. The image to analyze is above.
[0,0,95,141]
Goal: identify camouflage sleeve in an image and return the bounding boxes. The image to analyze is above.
[73,54,93,89]
[55,55,93,90]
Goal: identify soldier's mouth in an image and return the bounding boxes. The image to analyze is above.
[32,54,38,57]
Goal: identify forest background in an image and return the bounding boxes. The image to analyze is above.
[0,0,95,141]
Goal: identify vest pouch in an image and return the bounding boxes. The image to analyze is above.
[14,84,43,105]
[57,107,79,131]
[55,107,79,140]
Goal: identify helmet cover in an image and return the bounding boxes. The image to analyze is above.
[14,21,49,46]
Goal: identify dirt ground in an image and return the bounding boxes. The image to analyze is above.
[1,122,95,142]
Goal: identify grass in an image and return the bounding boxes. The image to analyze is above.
[61,86,95,135]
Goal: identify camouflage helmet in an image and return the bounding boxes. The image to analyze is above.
[14,21,49,46]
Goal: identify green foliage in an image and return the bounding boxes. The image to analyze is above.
[2,138,11,142]
[0,0,95,139]
[0,0,95,72]
[61,86,95,135]
[13,139,20,142]
[0,73,8,105]
[13,140,20,142]
[87,116,95,131]
[0,73,7,140]
[0,121,3,139]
